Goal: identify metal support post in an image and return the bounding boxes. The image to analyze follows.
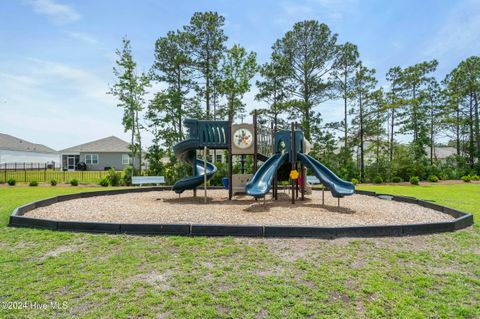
[204,146,207,204]
[322,186,325,205]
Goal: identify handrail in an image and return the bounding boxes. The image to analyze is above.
[182,119,229,148]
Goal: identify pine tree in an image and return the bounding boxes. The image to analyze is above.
[217,44,257,120]
[272,20,338,140]
[397,60,438,161]
[332,42,359,149]
[443,57,480,167]
[149,31,196,150]
[422,80,444,165]
[109,37,150,173]
[184,11,227,119]
[385,66,404,162]
[350,64,379,181]
[255,53,290,128]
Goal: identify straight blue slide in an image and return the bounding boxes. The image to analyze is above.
[297,153,355,198]
[245,153,289,198]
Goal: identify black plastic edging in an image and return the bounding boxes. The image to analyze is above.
[7,186,475,238]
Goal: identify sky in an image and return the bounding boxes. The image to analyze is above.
[1,0,480,150]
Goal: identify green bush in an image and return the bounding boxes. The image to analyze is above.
[209,162,228,186]
[50,179,57,186]
[428,175,439,182]
[409,176,420,185]
[373,176,383,184]
[7,178,16,186]
[461,175,471,183]
[351,178,359,185]
[164,161,192,185]
[123,166,133,186]
[29,180,38,187]
[439,172,450,181]
[107,168,121,186]
[70,179,79,186]
[471,175,480,181]
[99,177,109,187]
[392,176,402,183]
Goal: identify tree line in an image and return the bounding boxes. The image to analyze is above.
[109,11,480,183]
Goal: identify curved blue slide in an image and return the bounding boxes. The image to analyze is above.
[245,153,289,198]
[297,153,355,198]
[172,139,217,194]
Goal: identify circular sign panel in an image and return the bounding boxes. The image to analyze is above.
[233,128,253,149]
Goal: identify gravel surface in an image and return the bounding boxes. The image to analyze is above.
[24,189,454,227]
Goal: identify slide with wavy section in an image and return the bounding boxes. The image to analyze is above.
[297,153,355,198]
[245,153,289,198]
[172,139,217,194]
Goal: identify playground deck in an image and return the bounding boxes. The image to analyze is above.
[24,190,453,227]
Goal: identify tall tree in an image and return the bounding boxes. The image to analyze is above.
[109,37,150,173]
[255,53,289,128]
[149,30,195,149]
[217,44,258,120]
[365,90,388,180]
[422,80,444,164]
[398,60,438,161]
[459,57,480,164]
[273,20,338,140]
[184,11,227,119]
[385,66,404,162]
[350,64,378,181]
[443,57,480,167]
[443,70,465,156]
[332,42,359,149]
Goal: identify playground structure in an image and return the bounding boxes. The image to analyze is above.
[8,113,474,238]
[171,114,355,204]
[10,112,473,237]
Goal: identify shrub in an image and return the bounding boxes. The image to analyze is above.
[392,176,402,183]
[50,179,57,186]
[29,180,38,187]
[210,162,228,186]
[164,161,192,185]
[471,175,480,181]
[7,178,16,186]
[461,175,471,183]
[70,179,79,186]
[123,166,133,186]
[428,175,439,183]
[107,168,121,186]
[409,176,420,185]
[351,178,359,185]
[99,177,109,187]
[373,176,383,184]
[439,172,450,181]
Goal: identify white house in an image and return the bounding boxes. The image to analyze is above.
[0,133,59,167]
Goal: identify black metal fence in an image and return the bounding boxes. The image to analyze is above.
[1,162,60,170]
[0,162,109,184]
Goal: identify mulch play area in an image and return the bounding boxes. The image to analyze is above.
[24,189,453,227]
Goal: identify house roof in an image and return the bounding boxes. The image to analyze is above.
[0,133,57,154]
[60,136,131,153]
[432,146,457,159]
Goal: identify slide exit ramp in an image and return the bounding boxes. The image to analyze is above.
[297,153,355,198]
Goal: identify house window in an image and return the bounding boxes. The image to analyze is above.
[216,154,223,163]
[122,154,132,165]
[85,154,99,165]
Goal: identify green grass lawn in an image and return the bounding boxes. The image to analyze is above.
[0,185,479,318]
